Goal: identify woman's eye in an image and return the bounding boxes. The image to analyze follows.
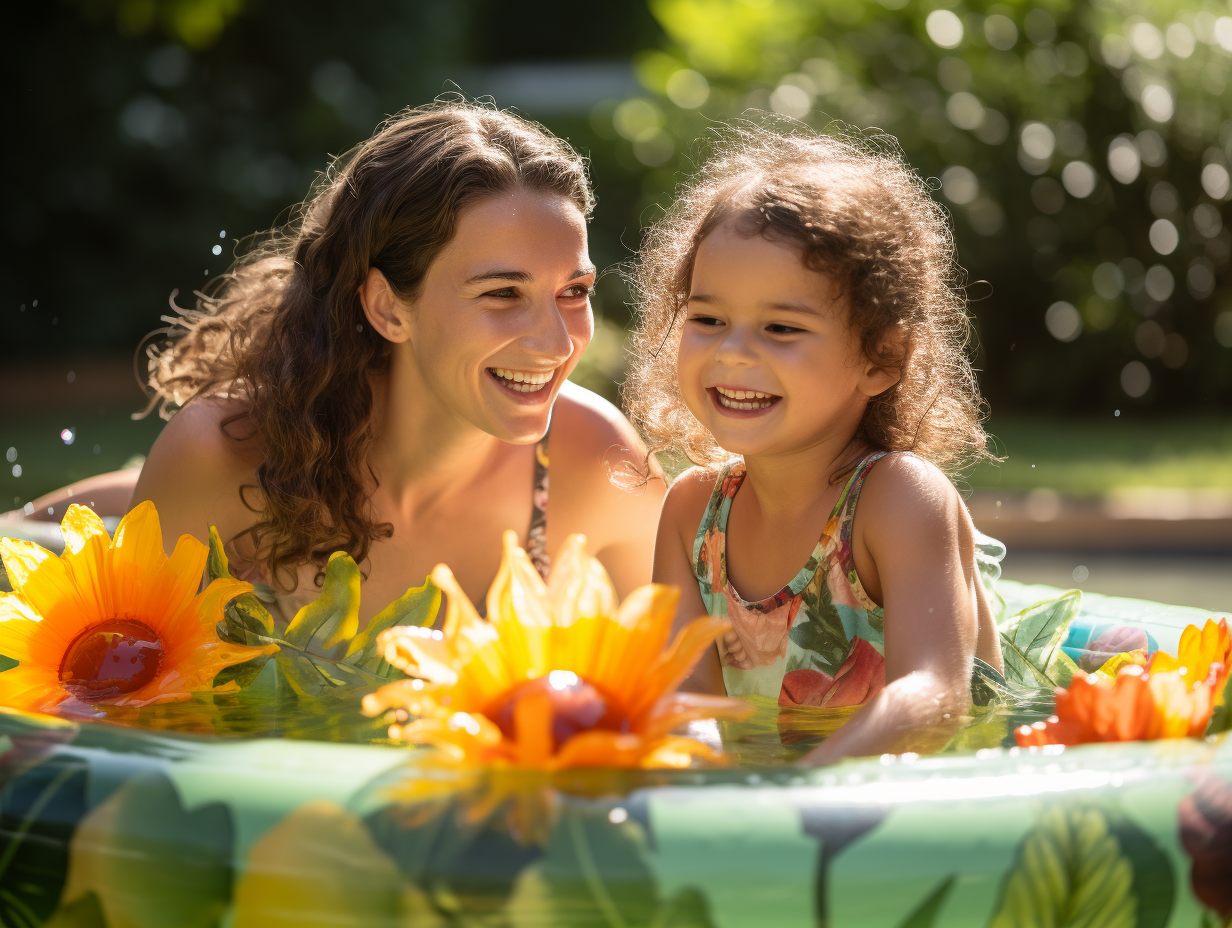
[482,287,519,299]
[561,284,592,299]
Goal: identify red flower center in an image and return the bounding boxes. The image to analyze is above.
[489,671,611,750]
[58,619,165,700]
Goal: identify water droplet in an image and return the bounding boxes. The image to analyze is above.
[212,244,222,255]
[93,444,101,454]
[5,447,14,463]
[67,371,76,383]
[61,428,76,445]
[23,502,34,515]
[11,464,21,478]
[1114,409,1121,417]
[608,807,628,824]
[219,230,226,238]
[32,300,38,307]
[1072,565,1089,582]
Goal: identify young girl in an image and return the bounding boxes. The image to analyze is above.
[627,126,1005,764]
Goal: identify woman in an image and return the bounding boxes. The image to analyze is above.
[39,102,663,622]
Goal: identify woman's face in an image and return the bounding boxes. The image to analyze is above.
[394,189,595,444]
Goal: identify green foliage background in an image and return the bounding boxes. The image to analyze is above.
[4,0,1231,415]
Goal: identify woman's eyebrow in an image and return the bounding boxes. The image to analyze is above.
[465,269,532,284]
[465,265,596,285]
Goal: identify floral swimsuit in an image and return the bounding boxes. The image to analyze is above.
[693,451,1003,708]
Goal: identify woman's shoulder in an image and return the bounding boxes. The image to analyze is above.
[130,395,264,545]
[144,395,264,476]
[547,382,664,542]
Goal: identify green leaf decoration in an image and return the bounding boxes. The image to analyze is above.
[998,592,1082,690]
[1100,806,1174,928]
[206,525,440,700]
[987,804,1136,928]
[0,755,89,928]
[284,550,362,652]
[896,874,956,928]
[207,527,275,643]
[1205,673,1232,737]
[50,770,234,928]
[343,580,440,670]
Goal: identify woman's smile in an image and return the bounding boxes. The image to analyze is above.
[488,366,560,402]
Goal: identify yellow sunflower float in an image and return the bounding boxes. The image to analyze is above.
[0,502,274,712]
[363,531,750,769]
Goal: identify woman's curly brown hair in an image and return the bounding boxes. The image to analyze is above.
[624,123,990,479]
[141,100,592,588]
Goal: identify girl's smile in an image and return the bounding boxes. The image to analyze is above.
[707,385,781,415]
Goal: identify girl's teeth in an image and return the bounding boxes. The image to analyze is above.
[715,386,775,409]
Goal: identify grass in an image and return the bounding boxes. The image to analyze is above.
[972,416,1232,495]
[1,410,165,509]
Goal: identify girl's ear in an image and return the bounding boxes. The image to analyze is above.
[858,325,907,396]
[359,267,411,343]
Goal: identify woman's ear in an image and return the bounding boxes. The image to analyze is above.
[359,267,411,343]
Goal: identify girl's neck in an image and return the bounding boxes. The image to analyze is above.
[739,431,867,522]
[367,353,510,505]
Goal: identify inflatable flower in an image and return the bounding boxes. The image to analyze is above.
[363,531,750,769]
[1148,617,1230,697]
[0,502,273,712]
[1015,664,1219,747]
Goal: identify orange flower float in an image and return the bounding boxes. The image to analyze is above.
[0,502,274,712]
[363,531,751,769]
[1016,618,1229,748]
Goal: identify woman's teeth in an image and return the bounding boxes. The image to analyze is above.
[715,386,776,410]
[491,368,552,392]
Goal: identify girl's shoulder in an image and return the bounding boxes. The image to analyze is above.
[854,451,968,547]
[660,464,724,536]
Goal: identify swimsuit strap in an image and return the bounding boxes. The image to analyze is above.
[526,425,551,579]
[836,450,889,572]
[691,459,744,579]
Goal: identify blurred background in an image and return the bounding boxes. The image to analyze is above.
[3,0,1230,608]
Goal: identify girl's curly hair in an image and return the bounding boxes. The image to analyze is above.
[624,123,990,479]
[141,100,593,588]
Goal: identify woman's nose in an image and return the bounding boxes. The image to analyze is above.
[521,297,578,363]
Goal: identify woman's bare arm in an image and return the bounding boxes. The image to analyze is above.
[128,399,261,554]
[802,455,978,764]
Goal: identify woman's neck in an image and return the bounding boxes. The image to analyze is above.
[366,354,511,509]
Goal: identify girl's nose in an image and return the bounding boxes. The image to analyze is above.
[713,324,758,367]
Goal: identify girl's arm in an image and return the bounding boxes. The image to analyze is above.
[802,455,981,764]
[653,468,725,694]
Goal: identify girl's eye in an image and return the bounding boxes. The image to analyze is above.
[687,314,723,327]
[766,323,803,335]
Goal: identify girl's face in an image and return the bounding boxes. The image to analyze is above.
[677,219,897,459]
[374,189,596,444]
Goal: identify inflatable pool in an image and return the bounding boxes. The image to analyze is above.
[1,514,1229,928]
